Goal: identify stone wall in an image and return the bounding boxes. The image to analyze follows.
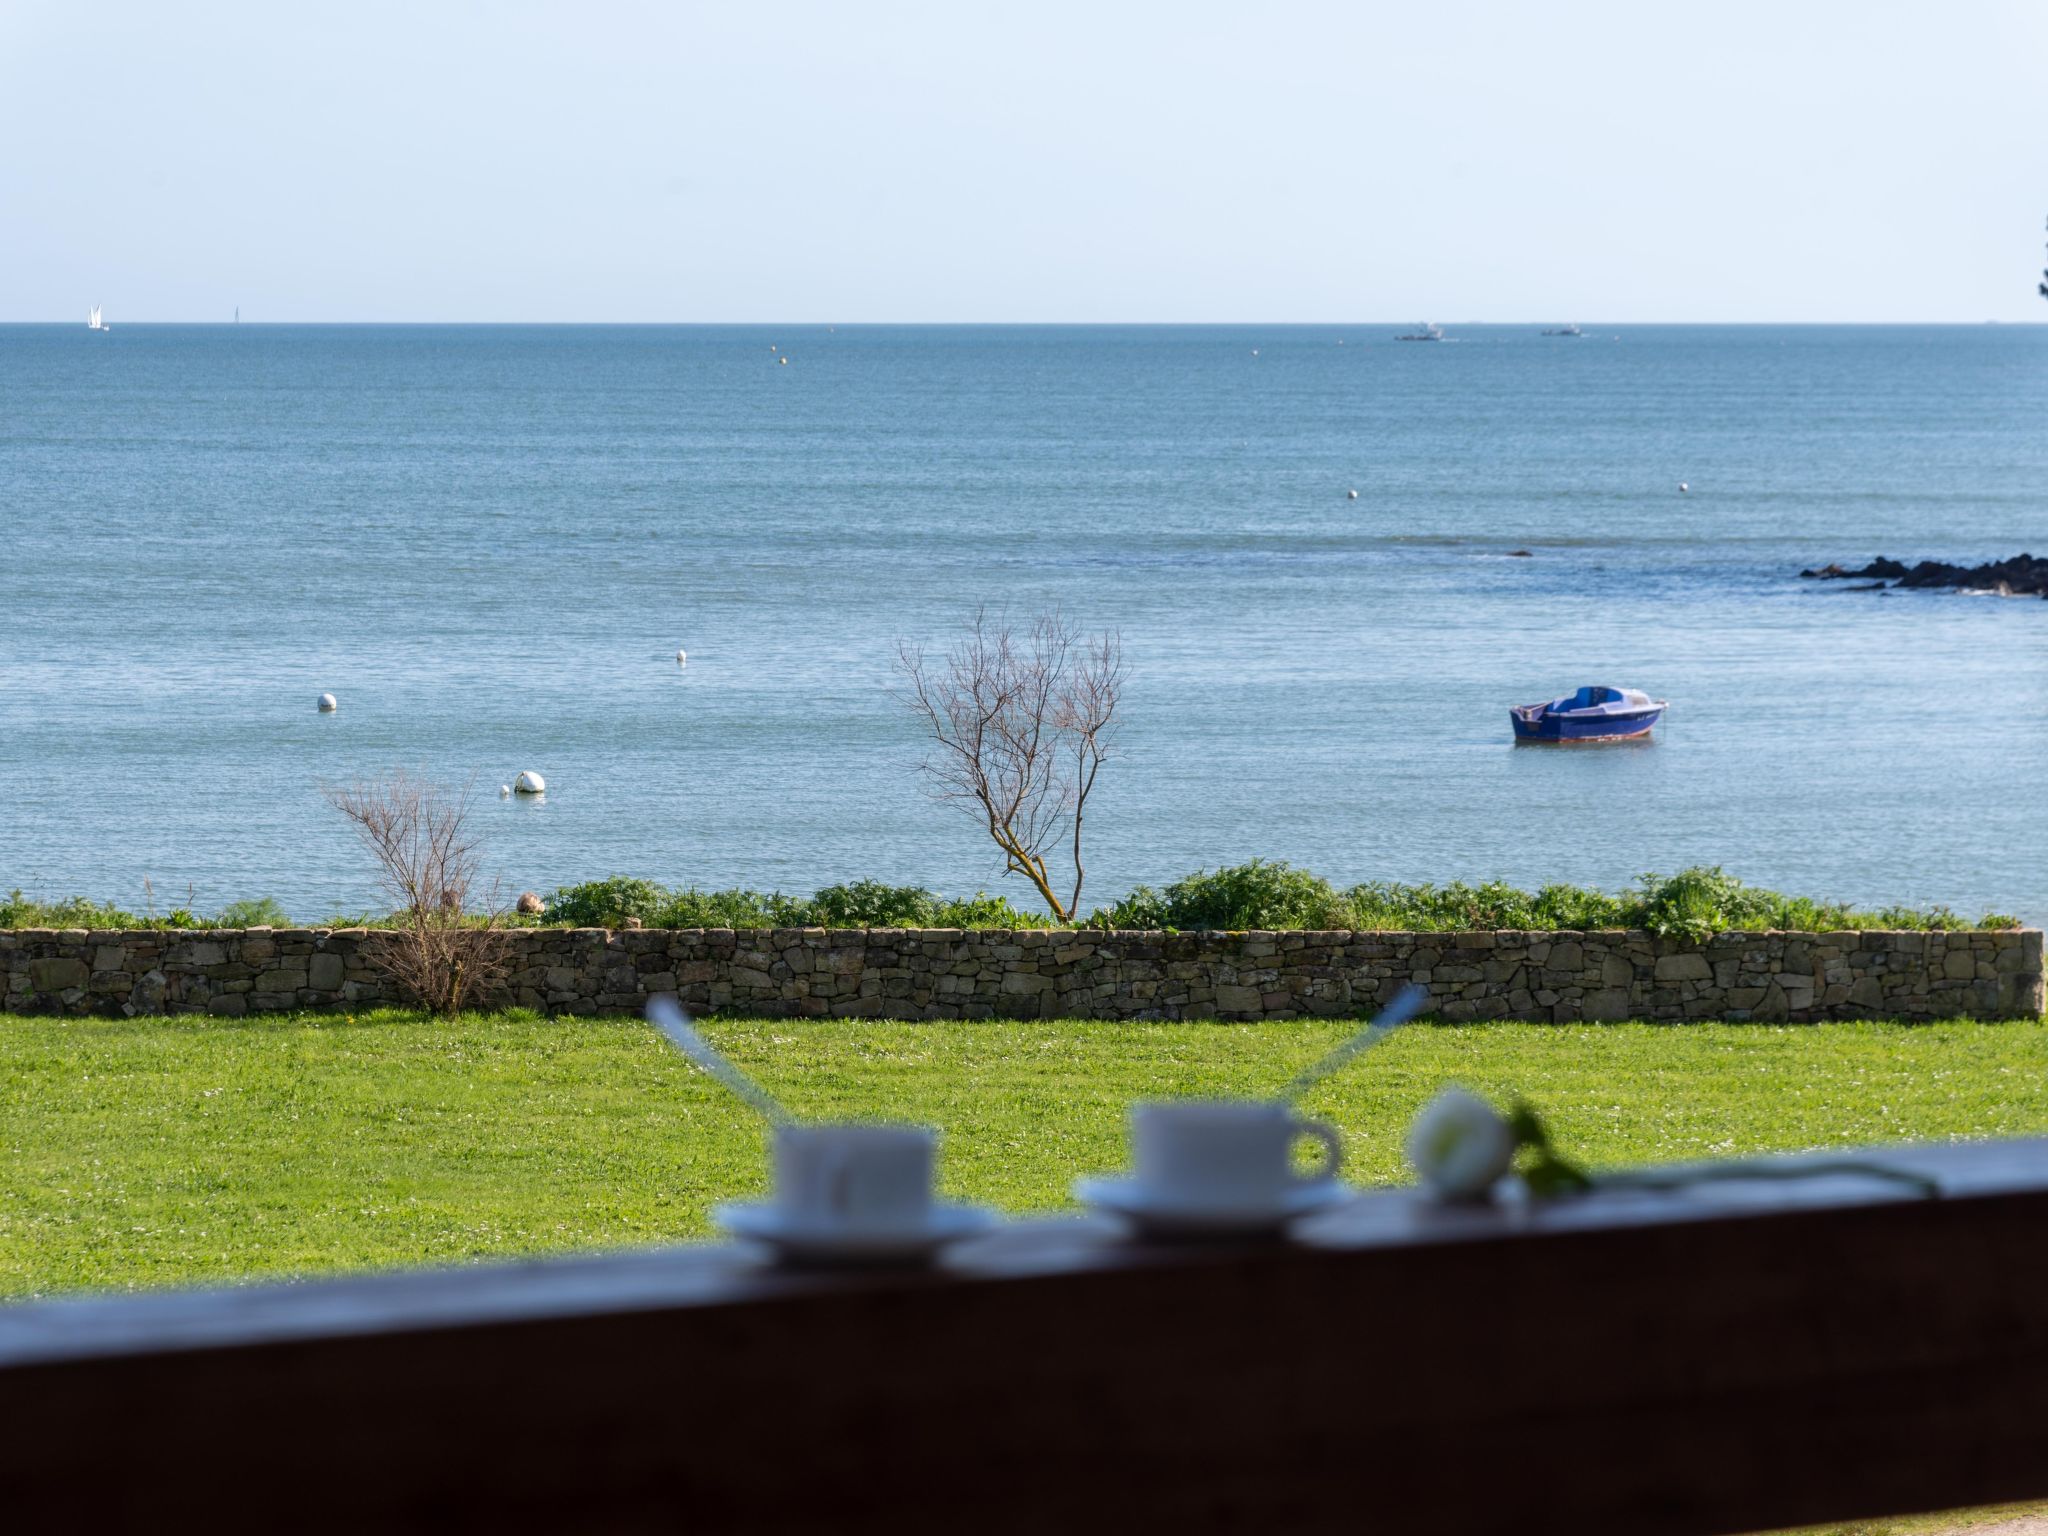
[2,926,2041,1021]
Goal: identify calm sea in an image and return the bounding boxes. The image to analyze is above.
[3,324,2045,923]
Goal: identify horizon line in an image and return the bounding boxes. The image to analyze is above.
[9,318,2047,328]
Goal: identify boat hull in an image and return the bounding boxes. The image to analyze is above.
[1510,704,1664,742]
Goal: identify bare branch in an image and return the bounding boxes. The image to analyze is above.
[325,772,511,1016]
[895,610,1123,923]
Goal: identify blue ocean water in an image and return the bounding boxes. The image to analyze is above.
[3,324,2044,923]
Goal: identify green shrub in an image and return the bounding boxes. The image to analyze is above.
[805,881,947,927]
[0,889,144,928]
[1092,885,1170,929]
[213,897,291,928]
[1525,882,1633,930]
[653,887,811,929]
[1342,878,1627,932]
[318,910,388,928]
[1632,867,1750,940]
[542,878,671,929]
[802,882,1040,929]
[1094,860,1354,931]
[923,891,1043,930]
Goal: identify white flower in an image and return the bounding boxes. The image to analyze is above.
[1407,1088,1518,1202]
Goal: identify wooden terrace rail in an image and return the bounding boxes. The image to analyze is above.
[3,1139,2046,1533]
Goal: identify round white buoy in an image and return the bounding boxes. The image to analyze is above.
[317,693,337,712]
[500,785,511,797]
[779,356,788,365]
[514,771,546,795]
[676,649,688,663]
[1347,489,1359,500]
[1678,482,1690,493]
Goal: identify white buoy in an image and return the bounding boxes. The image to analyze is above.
[1347,489,1359,500]
[500,784,511,797]
[317,693,337,712]
[779,356,787,365]
[514,771,546,795]
[676,648,688,663]
[1678,482,1690,493]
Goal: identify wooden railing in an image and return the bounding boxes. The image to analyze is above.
[3,1140,2046,1534]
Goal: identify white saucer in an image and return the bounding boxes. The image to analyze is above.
[1073,1176,1354,1239]
[714,1201,998,1267]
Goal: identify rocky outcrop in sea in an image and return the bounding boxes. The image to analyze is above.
[1800,553,2048,597]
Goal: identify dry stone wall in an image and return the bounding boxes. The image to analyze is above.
[2,926,2041,1021]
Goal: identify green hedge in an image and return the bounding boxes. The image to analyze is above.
[535,878,1044,932]
[5,865,2019,938]
[1098,862,2018,941]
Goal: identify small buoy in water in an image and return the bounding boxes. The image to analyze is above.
[317,693,337,712]
[1251,348,1259,356]
[676,648,688,663]
[514,771,546,795]
[500,785,511,797]
[1678,481,1690,493]
[1347,489,1359,500]
[779,356,787,365]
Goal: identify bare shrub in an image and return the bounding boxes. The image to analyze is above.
[896,609,1124,923]
[325,772,510,1016]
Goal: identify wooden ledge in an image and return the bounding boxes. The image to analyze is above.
[3,1140,2047,1534]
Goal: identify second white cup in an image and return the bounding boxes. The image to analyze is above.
[1130,1099,1343,1213]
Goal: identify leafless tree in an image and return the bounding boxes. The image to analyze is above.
[325,772,510,1016]
[896,609,1124,923]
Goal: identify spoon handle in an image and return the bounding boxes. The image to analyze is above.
[1278,983,1429,1103]
[646,995,792,1125]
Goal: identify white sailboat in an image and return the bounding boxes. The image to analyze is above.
[87,305,110,332]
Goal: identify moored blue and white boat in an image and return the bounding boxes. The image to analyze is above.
[1510,686,1666,742]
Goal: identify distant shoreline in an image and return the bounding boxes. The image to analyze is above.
[8,319,2048,329]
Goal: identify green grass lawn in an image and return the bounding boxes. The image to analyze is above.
[3,1010,2045,1299]
[6,1010,2046,1534]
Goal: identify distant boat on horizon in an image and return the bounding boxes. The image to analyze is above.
[1395,322,1444,342]
[87,305,110,333]
[1541,323,1584,337]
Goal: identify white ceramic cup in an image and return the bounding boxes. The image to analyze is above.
[773,1123,936,1233]
[1130,1099,1343,1212]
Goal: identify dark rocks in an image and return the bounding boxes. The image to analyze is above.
[1801,553,2048,597]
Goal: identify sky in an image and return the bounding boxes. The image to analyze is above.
[3,0,2044,322]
